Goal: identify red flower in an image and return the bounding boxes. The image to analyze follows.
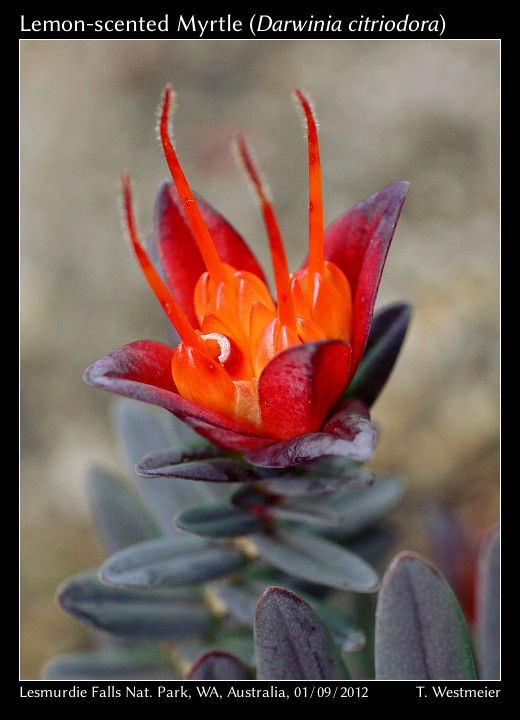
[84,85,409,468]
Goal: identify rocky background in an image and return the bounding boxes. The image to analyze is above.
[20,39,499,678]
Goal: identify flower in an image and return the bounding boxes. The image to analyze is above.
[84,85,409,468]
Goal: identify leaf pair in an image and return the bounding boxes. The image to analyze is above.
[196,532,500,682]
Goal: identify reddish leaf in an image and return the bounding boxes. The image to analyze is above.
[257,340,352,439]
[137,447,261,483]
[154,181,267,325]
[245,403,377,468]
[254,587,349,679]
[83,341,272,453]
[375,552,476,679]
[322,181,409,374]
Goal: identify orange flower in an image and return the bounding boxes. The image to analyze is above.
[85,86,409,468]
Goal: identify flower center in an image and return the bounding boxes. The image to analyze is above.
[122,85,352,432]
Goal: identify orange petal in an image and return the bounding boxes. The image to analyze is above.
[290,270,312,321]
[234,379,262,430]
[194,271,247,349]
[310,272,349,340]
[249,301,277,373]
[324,260,352,340]
[171,343,236,419]
[235,270,276,339]
[290,266,351,341]
[254,316,300,376]
[199,327,253,381]
[295,316,327,343]
[193,271,212,328]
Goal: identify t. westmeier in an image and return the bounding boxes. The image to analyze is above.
[417,685,501,699]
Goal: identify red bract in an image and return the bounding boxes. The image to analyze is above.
[84,85,409,468]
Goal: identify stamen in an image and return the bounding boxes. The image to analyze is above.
[234,134,297,334]
[158,85,229,288]
[121,172,202,350]
[293,89,325,278]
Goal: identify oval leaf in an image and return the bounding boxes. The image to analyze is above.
[304,475,404,539]
[87,468,159,554]
[261,464,375,497]
[345,302,412,407]
[254,586,349,679]
[375,551,476,679]
[136,473,220,536]
[112,400,217,529]
[56,570,212,639]
[214,581,259,626]
[216,580,365,652]
[251,528,379,593]
[175,503,263,538]
[475,525,500,679]
[100,536,246,588]
[231,486,344,527]
[245,409,377,468]
[187,651,249,680]
[44,647,176,680]
[269,501,346,527]
[137,448,260,483]
[159,403,202,445]
[112,398,178,475]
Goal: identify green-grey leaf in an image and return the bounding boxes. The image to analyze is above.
[174,503,263,538]
[112,398,173,470]
[260,463,375,497]
[251,528,379,593]
[160,406,202,446]
[214,581,259,626]
[56,570,212,639]
[301,594,366,652]
[136,474,217,536]
[375,551,477,679]
[100,536,246,588]
[87,468,160,554]
[43,646,177,680]
[267,499,346,527]
[307,475,404,539]
[112,400,219,530]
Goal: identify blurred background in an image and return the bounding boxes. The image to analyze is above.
[20,39,499,678]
